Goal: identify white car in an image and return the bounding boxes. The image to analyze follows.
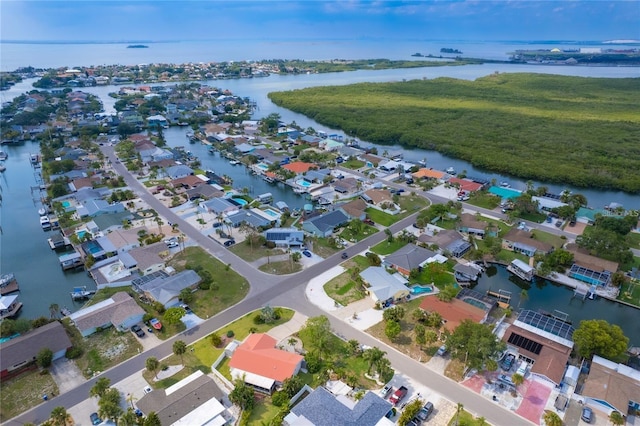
[378,384,392,399]
[143,386,152,394]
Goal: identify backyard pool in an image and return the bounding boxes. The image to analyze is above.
[263,209,280,218]
[76,230,87,240]
[232,197,248,206]
[62,200,72,208]
[410,285,433,295]
[296,179,312,188]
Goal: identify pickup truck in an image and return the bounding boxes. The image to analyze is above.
[389,386,408,405]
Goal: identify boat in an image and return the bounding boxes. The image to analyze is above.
[262,175,275,184]
[418,158,427,166]
[229,159,240,165]
[500,181,511,188]
[0,164,5,173]
[127,44,149,49]
[70,286,95,300]
[30,153,39,164]
[0,294,23,320]
[60,306,72,317]
[0,273,19,295]
[0,150,7,160]
[150,318,163,330]
[40,216,51,230]
[38,207,47,216]
[446,167,456,175]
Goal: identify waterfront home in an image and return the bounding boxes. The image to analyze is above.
[136,370,228,426]
[186,184,223,201]
[103,226,143,252]
[360,266,410,305]
[263,228,305,248]
[507,259,535,281]
[302,210,350,237]
[0,321,72,380]
[285,386,393,426]
[319,137,344,151]
[90,257,135,287]
[581,355,640,417]
[333,177,359,194]
[383,244,437,277]
[138,146,174,164]
[531,195,568,212]
[68,176,101,192]
[453,263,482,282]
[127,243,167,276]
[171,175,206,190]
[417,229,472,258]
[419,294,487,332]
[502,310,574,386]
[164,164,194,180]
[80,236,118,260]
[449,177,485,193]
[69,292,145,337]
[566,244,618,286]
[360,188,394,207]
[201,197,241,215]
[146,114,168,129]
[457,213,494,239]
[226,209,275,230]
[228,333,304,394]
[360,153,384,168]
[58,251,84,270]
[133,270,201,307]
[502,228,554,257]
[91,211,136,233]
[0,295,23,320]
[338,198,367,221]
[282,161,317,174]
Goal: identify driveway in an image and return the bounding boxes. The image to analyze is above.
[50,358,85,394]
[267,311,308,342]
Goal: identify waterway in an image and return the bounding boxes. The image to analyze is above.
[469,264,640,345]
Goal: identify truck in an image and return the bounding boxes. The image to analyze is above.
[389,386,408,405]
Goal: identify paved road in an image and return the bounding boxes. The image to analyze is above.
[6,150,535,426]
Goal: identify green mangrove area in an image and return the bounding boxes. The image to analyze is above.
[268,73,640,193]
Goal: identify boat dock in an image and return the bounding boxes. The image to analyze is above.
[0,294,23,320]
[0,273,19,295]
[486,288,512,308]
[70,286,95,300]
[59,251,84,270]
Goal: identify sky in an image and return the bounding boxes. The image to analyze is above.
[1,0,639,43]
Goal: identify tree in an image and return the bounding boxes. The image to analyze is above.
[414,323,426,346]
[36,348,54,368]
[511,373,524,390]
[303,316,332,358]
[455,402,464,425]
[382,306,405,323]
[119,408,139,426]
[385,320,401,340]
[163,306,186,325]
[281,376,303,398]
[179,288,194,304]
[99,388,123,421]
[542,410,563,426]
[398,398,423,425]
[363,347,386,374]
[146,357,160,378]
[229,378,255,410]
[446,320,506,370]
[49,406,70,426]
[173,340,187,365]
[90,377,111,399]
[143,412,162,426]
[609,411,625,426]
[573,319,629,360]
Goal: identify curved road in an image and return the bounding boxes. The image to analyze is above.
[7,148,535,426]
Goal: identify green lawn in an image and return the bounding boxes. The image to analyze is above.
[215,357,232,381]
[339,224,378,243]
[397,194,430,214]
[246,395,282,425]
[519,211,548,223]
[365,208,397,227]
[618,279,640,307]
[467,192,501,210]
[494,249,530,264]
[626,232,640,250]
[229,242,286,262]
[0,369,59,422]
[342,159,365,169]
[447,409,487,426]
[323,270,366,306]
[371,239,409,255]
[168,247,250,319]
[409,263,456,288]
[531,229,565,248]
[258,259,303,275]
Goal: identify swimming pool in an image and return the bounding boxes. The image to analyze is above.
[263,209,280,218]
[257,163,269,170]
[410,285,433,294]
[462,297,491,311]
[76,230,87,240]
[232,197,248,206]
[84,240,102,255]
[296,179,312,188]
[62,201,72,208]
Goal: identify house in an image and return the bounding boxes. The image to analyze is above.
[581,355,640,416]
[417,229,472,258]
[137,370,229,426]
[69,292,145,337]
[383,244,437,276]
[104,227,143,252]
[146,114,168,129]
[80,236,118,260]
[282,161,316,174]
[186,184,223,201]
[333,177,359,194]
[127,243,167,275]
[502,310,574,385]
[165,165,194,180]
[0,321,72,380]
[531,196,568,212]
[360,266,409,305]
[566,244,618,286]
[264,228,305,247]
[457,214,491,238]
[412,168,445,181]
[171,175,206,190]
[453,263,482,282]
[201,197,240,215]
[448,177,485,193]
[133,270,201,307]
[229,333,304,394]
[502,228,554,257]
[360,189,393,206]
[285,386,393,426]
[302,210,349,237]
[76,199,126,218]
[360,153,384,168]
[419,293,488,332]
[338,198,367,221]
[318,138,344,152]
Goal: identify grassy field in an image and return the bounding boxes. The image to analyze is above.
[618,279,640,307]
[365,208,396,227]
[531,229,565,248]
[467,192,501,210]
[258,259,303,275]
[370,238,409,255]
[229,243,286,262]
[269,74,640,192]
[0,369,58,422]
[447,409,487,426]
[168,247,249,319]
[323,269,366,305]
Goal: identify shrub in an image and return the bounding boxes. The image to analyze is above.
[143,313,154,323]
[226,330,235,338]
[199,281,211,290]
[252,314,265,325]
[153,301,165,314]
[210,333,222,347]
[65,346,83,359]
[305,351,321,373]
[271,390,289,407]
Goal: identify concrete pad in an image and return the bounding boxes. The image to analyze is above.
[67,398,100,426]
[267,311,308,342]
[111,371,152,408]
[181,312,205,329]
[50,357,85,394]
[305,265,345,311]
[427,184,458,201]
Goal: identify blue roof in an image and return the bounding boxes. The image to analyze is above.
[291,387,391,426]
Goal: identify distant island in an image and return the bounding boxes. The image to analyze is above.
[411,52,424,57]
[441,48,462,54]
[127,44,149,49]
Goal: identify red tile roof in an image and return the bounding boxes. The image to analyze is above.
[229,333,303,382]
[448,177,484,192]
[282,161,316,174]
[419,296,486,332]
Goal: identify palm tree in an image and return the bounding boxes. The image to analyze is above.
[50,406,70,426]
[542,410,563,426]
[287,337,297,349]
[119,408,139,426]
[154,216,164,235]
[511,373,524,391]
[90,377,111,399]
[173,340,187,365]
[363,347,385,375]
[609,411,625,426]
[455,402,464,425]
[146,357,160,379]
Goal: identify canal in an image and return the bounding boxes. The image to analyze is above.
[469,264,640,345]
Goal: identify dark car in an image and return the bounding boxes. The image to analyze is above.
[364,218,375,226]
[130,324,145,337]
[223,239,235,247]
[302,250,312,258]
[90,412,102,425]
[555,219,563,228]
[417,401,434,420]
[341,252,348,259]
[501,353,515,371]
[581,407,593,423]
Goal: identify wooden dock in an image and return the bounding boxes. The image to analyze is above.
[0,273,19,295]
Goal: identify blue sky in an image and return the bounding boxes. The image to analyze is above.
[1,1,638,42]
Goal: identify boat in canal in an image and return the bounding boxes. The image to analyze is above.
[0,150,7,161]
[0,273,19,295]
[40,215,51,231]
[70,286,95,300]
[446,166,456,175]
[0,294,23,320]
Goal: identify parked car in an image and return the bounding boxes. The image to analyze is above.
[212,222,223,228]
[166,241,179,248]
[143,386,153,395]
[555,219,563,228]
[180,304,192,314]
[223,239,236,247]
[302,250,312,258]
[581,407,593,423]
[378,384,393,399]
[364,218,375,225]
[90,412,102,425]
[389,386,408,405]
[417,401,434,420]
[501,353,516,371]
[130,324,145,337]
[341,252,349,259]
[436,345,447,356]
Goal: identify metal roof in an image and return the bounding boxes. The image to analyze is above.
[516,310,575,342]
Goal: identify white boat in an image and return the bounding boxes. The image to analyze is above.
[0,150,7,161]
[418,158,427,166]
[40,216,51,230]
[229,159,240,165]
[38,207,47,216]
[446,167,456,174]
[500,181,511,188]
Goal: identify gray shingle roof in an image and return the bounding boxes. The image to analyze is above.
[306,210,349,233]
[0,321,72,371]
[136,270,201,306]
[384,244,436,271]
[291,387,391,426]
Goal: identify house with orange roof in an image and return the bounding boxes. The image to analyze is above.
[228,333,304,394]
[412,168,446,181]
[419,295,488,332]
[447,177,485,193]
[282,161,316,174]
